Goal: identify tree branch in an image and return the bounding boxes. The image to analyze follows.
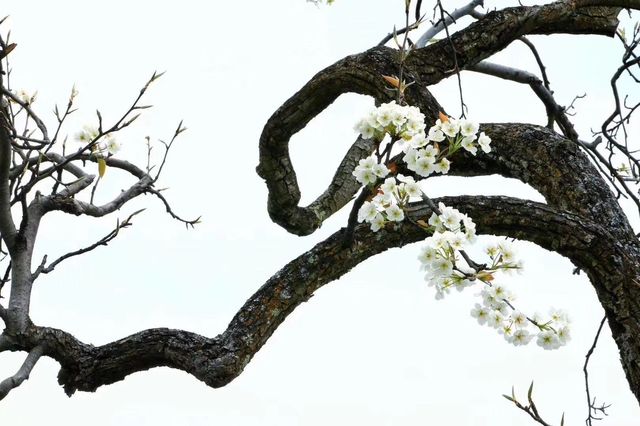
[0,96,17,252]
[34,209,144,277]
[415,0,484,48]
[0,345,44,401]
[10,195,634,397]
[584,316,610,425]
[258,1,622,236]
[40,175,153,218]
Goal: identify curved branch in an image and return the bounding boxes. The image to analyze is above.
[257,46,442,235]
[257,1,621,236]
[10,195,634,397]
[39,176,153,218]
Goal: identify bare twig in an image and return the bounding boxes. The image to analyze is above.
[147,188,200,228]
[503,382,564,426]
[34,209,144,277]
[153,120,186,183]
[584,316,610,425]
[434,0,468,117]
[0,346,44,401]
[518,37,551,90]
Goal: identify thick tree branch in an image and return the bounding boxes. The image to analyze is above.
[256,48,442,235]
[258,0,622,236]
[8,195,635,397]
[0,100,17,252]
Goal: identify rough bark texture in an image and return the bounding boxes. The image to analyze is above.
[0,195,623,396]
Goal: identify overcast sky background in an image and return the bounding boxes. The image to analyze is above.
[1,0,640,424]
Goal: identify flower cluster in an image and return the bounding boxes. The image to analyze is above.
[75,125,121,157]
[358,175,422,231]
[417,203,478,299]
[403,116,491,178]
[352,103,570,351]
[352,156,390,186]
[471,297,571,350]
[422,238,569,350]
[354,101,426,143]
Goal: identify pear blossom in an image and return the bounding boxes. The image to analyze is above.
[410,133,428,149]
[511,311,528,328]
[403,149,419,169]
[511,329,533,346]
[370,214,386,232]
[441,119,460,138]
[107,139,121,155]
[434,158,450,174]
[431,258,453,276]
[357,201,378,222]
[385,204,405,222]
[372,163,390,178]
[420,145,438,162]
[404,181,422,198]
[459,119,480,137]
[413,157,435,177]
[427,127,445,142]
[471,303,490,325]
[353,168,377,185]
[478,132,492,153]
[537,331,560,350]
[380,177,397,194]
[460,135,478,155]
[557,326,571,344]
[488,311,504,329]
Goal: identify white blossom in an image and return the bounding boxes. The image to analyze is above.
[478,131,492,153]
[471,303,489,325]
[441,119,460,138]
[537,330,561,350]
[511,329,533,346]
[413,157,435,177]
[357,201,378,223]
[460,135,477,155]
[385,204,405,222]
[459,119,480,137]
[434,158,450,174]
[370,214,386,232]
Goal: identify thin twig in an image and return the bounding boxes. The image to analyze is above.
[584,315,610,425]
[147,188,201,228]
[33,209,145,277]
[503,382,563,426]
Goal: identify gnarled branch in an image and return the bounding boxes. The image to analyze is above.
[7,194,634,397]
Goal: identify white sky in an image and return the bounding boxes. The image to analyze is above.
[1,1,640,424]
